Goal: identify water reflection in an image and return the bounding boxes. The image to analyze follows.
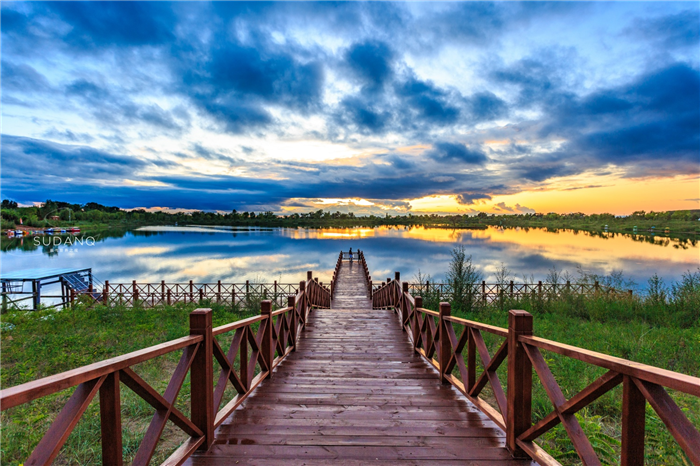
[1,226,697,289]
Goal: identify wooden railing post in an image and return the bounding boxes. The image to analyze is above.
[217,280,222,302]
[307,271,313,282]
[261,301,273,377]
[190,308,213,450]
[103,280,109,304]
[402,282,409,330]
[621,375,645,465]
[413,296,422,352]
[288,295,297,350]
[160,280,165,303]
[507,310,533,457]
[482,280,486,304]
[167,289,171,305]
[99,371,122,465]
[132,280,138,302]
[439,302,451,384]
[299,281,307,326]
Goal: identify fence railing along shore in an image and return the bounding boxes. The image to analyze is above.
[3,276,627,312]
[1,277,331,311]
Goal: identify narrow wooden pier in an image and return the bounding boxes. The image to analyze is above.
[186,253,534,465]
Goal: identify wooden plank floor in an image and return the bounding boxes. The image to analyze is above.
[330,259,372,309]
[186,260,535,465]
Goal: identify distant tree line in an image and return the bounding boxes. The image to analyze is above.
[1,199,698,233]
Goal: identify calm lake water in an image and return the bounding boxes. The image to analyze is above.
[1,226,698,292]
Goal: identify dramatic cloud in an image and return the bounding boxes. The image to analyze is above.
[1,2,698,213]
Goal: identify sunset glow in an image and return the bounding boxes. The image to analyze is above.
[1,2,698,215]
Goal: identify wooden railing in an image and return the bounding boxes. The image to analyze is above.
[374,278,700,465]
[0,275,329,465]
[64,276,331,310]
[330,251,342,299]
[387,280,631,305]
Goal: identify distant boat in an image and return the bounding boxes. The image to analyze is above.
[68,227,80,232]
[46,228,54,233]
[7,230,15,237]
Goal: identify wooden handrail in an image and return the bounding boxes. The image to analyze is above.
[0,275,320,465]
[520,335,700,396]
[0,334,202,409]
[372,268,700,465]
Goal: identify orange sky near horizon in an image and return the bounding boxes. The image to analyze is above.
[409,174,700,215]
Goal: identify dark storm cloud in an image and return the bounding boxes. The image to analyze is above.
[396,76,460,125]
[553,63,699,168]
[64,78,186,132]
[1,135,151,181]
[428,142,488,165]
[345,41,395,90]
[45,1,176,49]
[1,61,51,92]
[336,97,391,134]
[626,9,700,49]
[456,192,492,205]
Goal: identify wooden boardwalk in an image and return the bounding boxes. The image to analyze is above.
[186,258,535,465]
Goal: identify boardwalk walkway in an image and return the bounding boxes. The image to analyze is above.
[186,256,534,465]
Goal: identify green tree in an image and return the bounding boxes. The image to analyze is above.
[446,245,483,313]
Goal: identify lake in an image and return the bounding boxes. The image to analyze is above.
[1,226,698,294]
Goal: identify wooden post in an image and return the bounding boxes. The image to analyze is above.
[103,280,109,304]
[507,310,533,456]
[621,375,645,466]
[189,280,194,302]
[32,280,40,310]
[99,371,122,465]
[199,288,204,303]
[167,289,171,305]
[288,295,297,351]
[467,327,476,392]
[299,281,307,326]
[482,280,486,304]
[402,282,409,331]
[190,308,213,450]
[217,280,222,302]
[439,302,451,384]
[510,280,514,298]
[260,301,273,377]
[538,280,543,294]
[413,297,422,352]
[132,280,138,303]
[594,280,599,292]
[307,271,313,282]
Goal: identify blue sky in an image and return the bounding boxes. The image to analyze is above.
[2,2,698,215]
